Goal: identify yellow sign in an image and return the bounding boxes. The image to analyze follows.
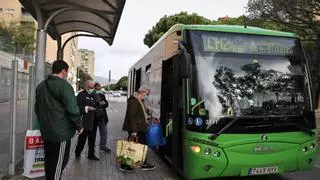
[199,108,206,116]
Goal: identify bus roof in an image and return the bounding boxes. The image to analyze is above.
[182,24,297,38]
[130,24,297,70]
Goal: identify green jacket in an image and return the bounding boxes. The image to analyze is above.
[35,75,82,142]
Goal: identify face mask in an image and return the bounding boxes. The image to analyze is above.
[96,90,102,94]
[88,88,94,94]
[144,95,148,100]
[62,70,68,80]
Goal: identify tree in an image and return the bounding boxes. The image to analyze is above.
[78,69,93,90]
[247,0,320,41]
[143,12,211,47]
[0,21,35,54]
[116,76,128,90]
[247,0,320,107]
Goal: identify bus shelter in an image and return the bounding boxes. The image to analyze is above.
[7,0,126,175]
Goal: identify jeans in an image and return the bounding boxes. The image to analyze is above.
[98,121,108,148]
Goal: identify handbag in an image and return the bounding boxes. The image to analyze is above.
[146,119,166,147]
[116,136,148,168]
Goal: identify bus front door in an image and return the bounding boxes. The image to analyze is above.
[160,55,184,173]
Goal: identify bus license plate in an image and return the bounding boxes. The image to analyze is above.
[249,166,279,175]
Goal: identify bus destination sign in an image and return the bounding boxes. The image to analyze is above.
[202,35,295,55]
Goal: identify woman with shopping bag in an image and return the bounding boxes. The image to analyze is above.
[121,86,156,172]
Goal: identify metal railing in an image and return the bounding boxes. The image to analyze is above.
[0,43,34,176]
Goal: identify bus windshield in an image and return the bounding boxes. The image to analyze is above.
[186,30,315,134]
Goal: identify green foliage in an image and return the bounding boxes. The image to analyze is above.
[143,12,211,48]
[143,12,291,48]
[104,76,128,91]
[79,69,93,89]
[247,0,320,106]
[117,76,128,90]
[0,21,35,54]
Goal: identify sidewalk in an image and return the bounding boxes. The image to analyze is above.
[6,99,180,180]
[61,101,180,180]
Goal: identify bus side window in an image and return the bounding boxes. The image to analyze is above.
[135,68,141,92]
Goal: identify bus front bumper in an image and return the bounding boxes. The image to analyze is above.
[183,139,318,180]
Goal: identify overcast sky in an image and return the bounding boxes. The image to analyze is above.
[78,0,248,80]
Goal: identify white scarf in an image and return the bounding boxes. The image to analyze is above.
[133,93,148,123]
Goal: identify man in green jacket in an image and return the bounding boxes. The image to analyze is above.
[35,60,83,180]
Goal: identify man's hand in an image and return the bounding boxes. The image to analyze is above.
[100,101,106,105]
[85,106,95,113]
[77,128,84,135]
[88,106,95,111]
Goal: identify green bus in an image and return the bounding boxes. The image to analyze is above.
[127,24,318,179]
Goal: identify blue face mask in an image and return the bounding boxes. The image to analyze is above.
[96,90,102,94]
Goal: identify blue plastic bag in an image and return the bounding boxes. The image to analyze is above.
[146,122,166,147]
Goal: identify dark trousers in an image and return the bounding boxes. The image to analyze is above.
[44,139,71,180]
[127,132,148,165]
[75,122,98,157]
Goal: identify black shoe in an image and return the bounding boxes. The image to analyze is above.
[119,164,134,172]
[88,155,99,161]
[141,163,156,171]
[100,147,111,153]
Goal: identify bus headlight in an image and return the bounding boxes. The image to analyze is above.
[213,151,220,157]
[204,148,211,155]
[302,146,308,152]
[310,143,315,149]
[191,146,201,153]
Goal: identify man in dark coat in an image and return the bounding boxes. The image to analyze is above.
[75,80,99,160]
[94,82,111,152]
[121,86,155,172]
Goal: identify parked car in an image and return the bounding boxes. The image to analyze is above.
[121,91,128,96]
[112,92,121,97]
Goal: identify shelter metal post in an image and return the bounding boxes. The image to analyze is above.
[35,30,47,86]
[27,65,35,130]
[57,36,63,60]
[9,60,18,175]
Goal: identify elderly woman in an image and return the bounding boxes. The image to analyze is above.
[121,86,155,172]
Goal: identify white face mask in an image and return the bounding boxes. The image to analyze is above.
[63,74,68,80]
[62,70,68,80]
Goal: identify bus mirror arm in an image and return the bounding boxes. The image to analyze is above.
[179,52,192,78]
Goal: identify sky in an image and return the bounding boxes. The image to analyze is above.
[78,0,249,81]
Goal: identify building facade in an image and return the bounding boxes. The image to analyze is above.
[0,0,79,90]
[78,49,95,78]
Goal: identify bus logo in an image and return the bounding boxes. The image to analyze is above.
[254,146,276,153]
[261,134,268,141]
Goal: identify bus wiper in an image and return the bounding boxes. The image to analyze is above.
[209,118,239,141]
[275,123,315,136]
